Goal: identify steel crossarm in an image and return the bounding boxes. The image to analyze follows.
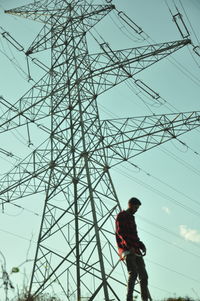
[0,74,53,133]
[5,0,115,26]
[97,111,200,167]
[0,39,191,134]
[0,138,77,203]
[86,39,191,95]
[0,140,51,203]
[1,110,199,204]
[19,4,115,54]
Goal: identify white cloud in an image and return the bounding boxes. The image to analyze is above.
[179,225,200,243]
[162,206,171,214]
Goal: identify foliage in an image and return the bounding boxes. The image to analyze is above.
[12,292,62,301]
[163,297,199,301]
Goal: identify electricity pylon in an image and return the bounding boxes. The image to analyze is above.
[1,0,200,300]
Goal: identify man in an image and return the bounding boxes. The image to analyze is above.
[115,197,149,301]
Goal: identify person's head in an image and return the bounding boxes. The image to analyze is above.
[128,197,141,214]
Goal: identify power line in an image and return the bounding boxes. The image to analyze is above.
[137,215,200,251]
[138,226,200,260]
[146,258,200,284]
[114,166,200,218]
[178,0,200,45]
[127,162,200,208]
[0,227,35,243]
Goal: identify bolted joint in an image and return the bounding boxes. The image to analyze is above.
[49,160,56,169]
[25,49,33,56]
[103,165,110,172]
[70,146,75,153]
[72,177,79,184]
[67,105,73,111]
[75,78,81,84]
[49,68,54,76]
[80,151,89,158]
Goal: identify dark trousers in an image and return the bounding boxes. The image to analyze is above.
[126,253,149,301]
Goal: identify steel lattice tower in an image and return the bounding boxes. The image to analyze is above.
[1,0,200,300]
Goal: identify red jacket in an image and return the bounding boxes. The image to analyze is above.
[115,210,145,259]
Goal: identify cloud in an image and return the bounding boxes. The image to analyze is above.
[179,225,200,243]
[162,206,171,214]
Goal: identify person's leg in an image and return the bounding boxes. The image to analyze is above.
[125,254,138,301]
[136,256,149,301]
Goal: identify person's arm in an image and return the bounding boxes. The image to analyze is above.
[139,241,146,254]
[116,214,133,248]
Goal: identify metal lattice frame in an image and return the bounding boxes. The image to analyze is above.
[1,0,200,300]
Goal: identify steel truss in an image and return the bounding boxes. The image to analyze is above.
[1,0,200,300]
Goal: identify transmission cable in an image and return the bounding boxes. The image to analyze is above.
[146,257,200,284]
[138,226,200,260]
[0,41,29,80]
[178,0,200,45]
[166,0,200,68]
[108,10,147,43]
[160,146,200,177]
[114,166,200,218]
[137,215,200,251]
[177,0,200,67]
[112,2,200,87]
[127,161,200,208]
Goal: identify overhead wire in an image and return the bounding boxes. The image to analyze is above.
[0,40,29,81]
[146,257,200,284]
[137,215,200,251]
[0,227,37,243]
[0,24,39,83]
[2,162,200,280]
[123,81,157,115]
[108,10,147,43]
[0,199,41,216]
[94,2,200,125]
[177,0,200,68]
[0,153,21,172]
[90,26,163,115]
[165,0,200,70]
[135,3,200,85]
[160,146,200,177]
[0,210,199,290]
[192,0,200,11]
[114,165,200,218]
[178,0,200,45]
[114,0,200,87]
[99,2,200,171]
[138,226,200,260]
[5,203,40,217]
[166,0,200,68]
[127,161,200,208]
[0,214,199,289]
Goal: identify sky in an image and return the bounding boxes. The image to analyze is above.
[0,0,200,300]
